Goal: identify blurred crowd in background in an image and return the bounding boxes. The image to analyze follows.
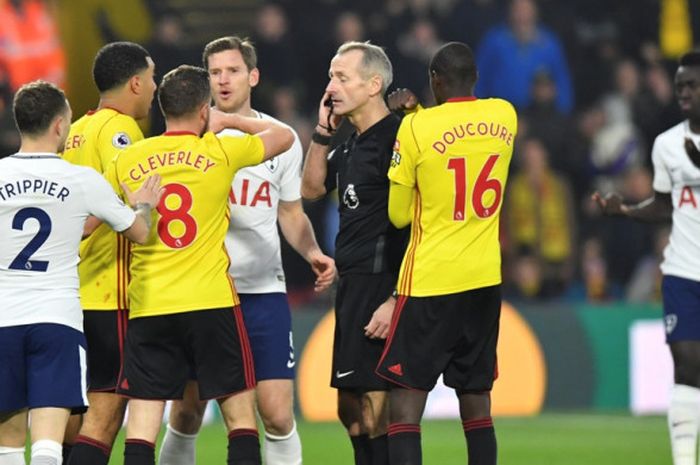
[1,0,699,306]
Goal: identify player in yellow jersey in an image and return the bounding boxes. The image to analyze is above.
[376,42,517,465]
[61,42,156,465]
[107,65,293,465]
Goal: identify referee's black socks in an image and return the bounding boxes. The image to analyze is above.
[227,428,261,465]
[123,439,155,465]
[463,417,497,465]
[67,435,110,465]
[387,423,422,465]
[369,433,389,465]
[350,434,370,465]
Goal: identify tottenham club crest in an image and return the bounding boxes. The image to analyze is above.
[112,132,131,149]
[665,314,678,335]
[343,184,360,209]
[265,157,279,173]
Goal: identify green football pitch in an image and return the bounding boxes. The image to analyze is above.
[104,413,670,464]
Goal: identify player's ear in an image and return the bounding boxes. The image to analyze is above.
[249,67,260,88]
[129,74,142,95]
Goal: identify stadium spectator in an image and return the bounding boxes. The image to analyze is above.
[157,36,335,465]
[302,41,407,465]
[146,14,199,135]
[521,71,580,189]
[378,41,516,465]
[0,80,159,465]
[626,226,670,303]
[475,0,574,113]
[0,0,66,91]
[505,137,576,298]
[593,50,700,465]
[565,236,622,302]
[61,42,157,465]
[251,3,301,114]
[111,65,293,465]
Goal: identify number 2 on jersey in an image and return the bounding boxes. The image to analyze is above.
[447,154,502,221]
[9,207,52,272]
[157,183,197,248]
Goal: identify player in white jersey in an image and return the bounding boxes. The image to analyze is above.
[158,37,335,465]
[0,81,160,465]
[594,51,700,465]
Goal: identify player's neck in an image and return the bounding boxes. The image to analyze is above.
[19,138,58,154]
[97,94,135,118]
[349,101,390,134]
[216,100,256,118]
[165,118,201,135]
[689,118,700,135]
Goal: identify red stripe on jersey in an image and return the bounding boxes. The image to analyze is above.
[446,96,478,102]
[233,306,256,388]
[399,189,422,295]
[376,295,408,372]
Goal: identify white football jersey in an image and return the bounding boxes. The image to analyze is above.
[0,153,136,331]
[220,112,303,293]
[652,121,700,281]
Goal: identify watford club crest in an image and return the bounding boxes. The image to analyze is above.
[265,157,279,173]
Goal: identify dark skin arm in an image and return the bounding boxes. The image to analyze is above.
[591,190,673,222]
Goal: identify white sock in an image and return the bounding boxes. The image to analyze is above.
[264,421,302,465]
[158,424,198,465]
[30,440,61,465]
[0,446,26,465]
[668,384,700,465]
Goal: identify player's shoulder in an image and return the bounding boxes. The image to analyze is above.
[92,110,143,148]
[479,97,517,117]
[654,121,685,146]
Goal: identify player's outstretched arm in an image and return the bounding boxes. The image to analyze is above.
[120,175,165,244]
[209,109,294,160]
[388,182,414,228]
[592,190,673,222]
[278,199,337,292]
[302,92,341,200]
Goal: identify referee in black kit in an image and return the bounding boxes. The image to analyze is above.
[302,41,407,465]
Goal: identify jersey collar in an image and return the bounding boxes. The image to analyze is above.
[9,152,60,159]
[446,96,478,103]
[163,131,198,137]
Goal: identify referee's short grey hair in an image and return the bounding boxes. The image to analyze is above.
[336,41,393,95]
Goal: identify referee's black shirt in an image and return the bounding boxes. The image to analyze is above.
[325,113,409,276]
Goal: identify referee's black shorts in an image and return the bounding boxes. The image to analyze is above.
[331,273,394,391]
[376,284,501,392]
[83,309,129,392]
[117,307,256,400]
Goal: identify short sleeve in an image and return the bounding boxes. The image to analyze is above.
[387,113,418,188]
[324,147,339,193]
[651,136,672,193]
[82,168,136,232]
[279,132,303,202]
[96,116,144,173]
[216,133,265,172]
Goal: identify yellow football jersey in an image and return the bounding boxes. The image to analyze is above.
[62,108,144,310]
[388,97,517,296]
[106,131,265,318]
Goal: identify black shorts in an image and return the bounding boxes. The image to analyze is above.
[83,310,129,392]
[116,307,255,400]
[331,273,394,391]
[376,285,501,392]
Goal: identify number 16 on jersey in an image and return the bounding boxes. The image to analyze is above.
[447,154,502,221]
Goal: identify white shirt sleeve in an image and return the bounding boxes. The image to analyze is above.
[83,169,136,232]
[279,132,303,202]
[651,136,672,193]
